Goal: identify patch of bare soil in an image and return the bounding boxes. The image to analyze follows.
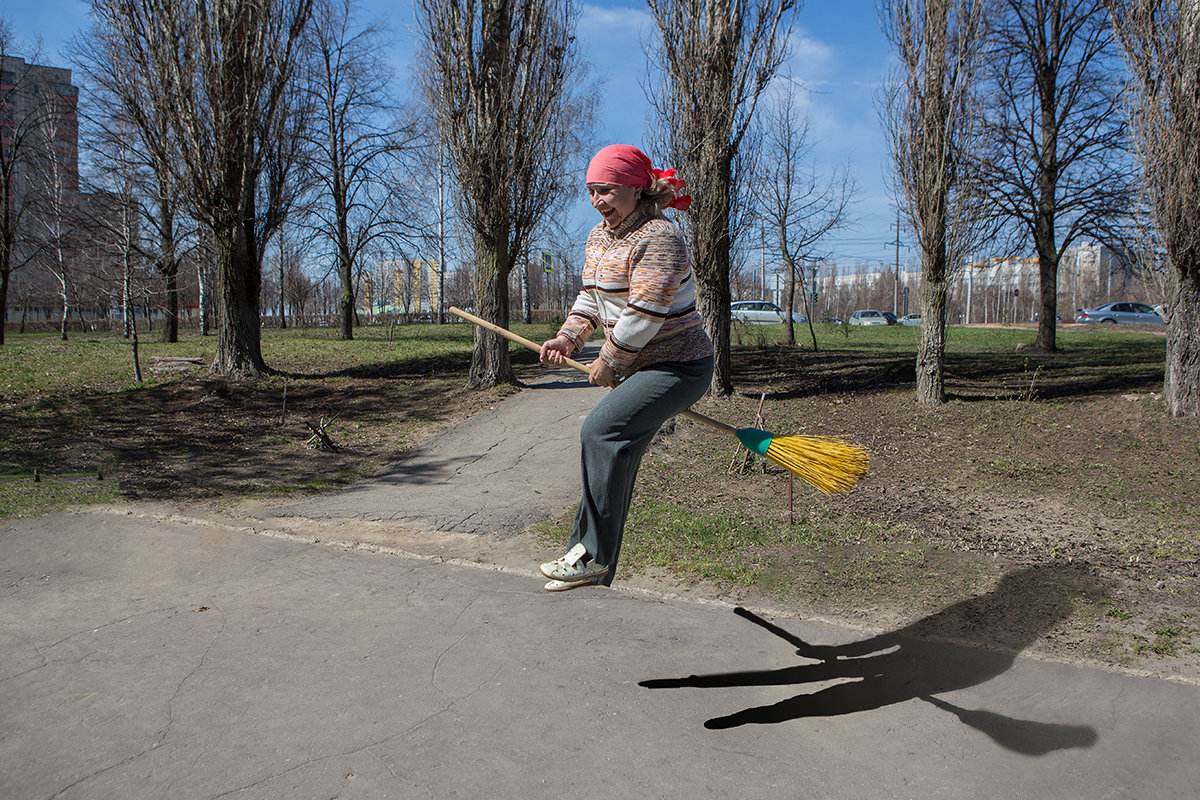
[628,369,1200,684]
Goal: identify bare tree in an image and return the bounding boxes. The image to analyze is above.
[977,0,1135,353]
[73,22,193,344]
[303,0,422,340]
[256,67,313,296]
[416,0,593,388]
[880,0,987,404]
[1109,1,1200,416]
[282,257,316,325]
[196,227,215,335]
[85,143,147,376]
[88,0,314,377]
[646,0,799,395]
[758,83,855,349]
[31,105,81,341]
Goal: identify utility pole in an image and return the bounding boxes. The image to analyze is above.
[891,209,902,315]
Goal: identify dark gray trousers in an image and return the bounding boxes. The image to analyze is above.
[567,356,714,585]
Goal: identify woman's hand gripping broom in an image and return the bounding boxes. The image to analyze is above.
[448,307,870,495]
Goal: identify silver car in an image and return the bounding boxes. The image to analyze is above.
[899,313,922,326]
[731,301,806,325]
[1073,302,1164,325]
[848,309,889,326]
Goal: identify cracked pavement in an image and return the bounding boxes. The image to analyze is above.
[3,357,1200,798]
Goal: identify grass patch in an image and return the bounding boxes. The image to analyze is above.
[0,472,119,518]
[536,494,995,620]
[1133,624,1191,658]
[1105,602,1134,620]
[619,500,830,584]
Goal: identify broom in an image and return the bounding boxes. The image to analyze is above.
[449,307,870,495]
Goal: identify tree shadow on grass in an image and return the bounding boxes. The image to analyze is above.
[271,346,553,382]
[272,352,474,380]
[2,374,487,502]
[639,563,1099,754]
[731,345,1164,402]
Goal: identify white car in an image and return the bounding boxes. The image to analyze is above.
[899,313,921,326]
[848,309,889,326]
[730,300,806,325]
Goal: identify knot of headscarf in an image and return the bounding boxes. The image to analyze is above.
[585,145,692,211]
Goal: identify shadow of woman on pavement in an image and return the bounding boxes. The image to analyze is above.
[639,563,1099,753]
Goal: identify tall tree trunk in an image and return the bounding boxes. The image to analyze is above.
[782,255,797,347]
[520,258,531,324]
[213,220,266,377]
[125,248,142,382]
[198,251,210,337]
[917,264,948,404]
[470,241,516,388]
[335,160,354,339]
[159,198,179,343]
[1033,64,1060,353]
[1034,251,1060,351]
[278,239,288,330]
[338,249,353,339]
[161,265,179,343]
[694,152,735,395]
[696,265,732,392]
[56,269,69,341]
[0,269,9,346]
[1165,274,1200,416]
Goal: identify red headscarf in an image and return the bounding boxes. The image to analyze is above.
[585,145,691,211]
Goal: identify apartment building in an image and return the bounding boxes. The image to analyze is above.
[1,54,79,195]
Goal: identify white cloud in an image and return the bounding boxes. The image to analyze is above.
[789,27,836,78]
[579,3,655,34]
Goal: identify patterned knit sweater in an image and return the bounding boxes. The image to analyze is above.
[557,209,713,375]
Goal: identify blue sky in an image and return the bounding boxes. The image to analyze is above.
[6,0,909,273]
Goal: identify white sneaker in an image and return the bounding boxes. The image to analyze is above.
[543,577,603,592]
[540,542,608,583]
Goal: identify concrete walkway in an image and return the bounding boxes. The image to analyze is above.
[3,360,1199,799]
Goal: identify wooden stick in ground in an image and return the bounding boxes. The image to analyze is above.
[789,473,794,526]
[305,418,339,451]
[737,391,768,474]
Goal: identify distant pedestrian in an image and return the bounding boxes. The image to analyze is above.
[537,144,714,591]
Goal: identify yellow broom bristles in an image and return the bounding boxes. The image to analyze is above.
[764,435,871,496]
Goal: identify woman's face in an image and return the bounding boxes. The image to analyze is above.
[588,183,640,228]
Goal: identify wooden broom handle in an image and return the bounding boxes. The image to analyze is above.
[447,306,737,435]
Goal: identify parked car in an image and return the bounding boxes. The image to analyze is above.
[1073,302,1164,325]
[848,309,889,326]
[730,300,806,325]
[881,311,898,325]
[899,313,922,326]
